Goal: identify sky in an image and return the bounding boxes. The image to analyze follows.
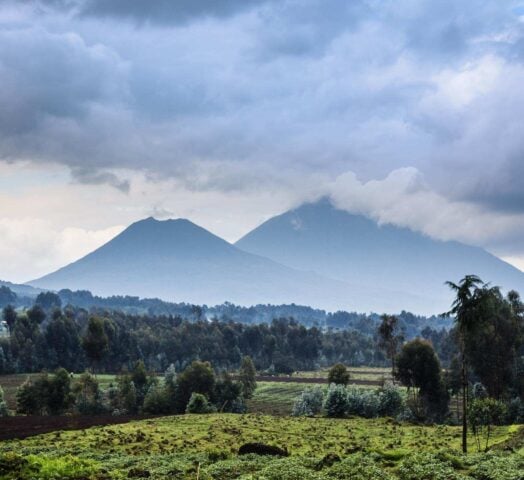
[2,0,524,282]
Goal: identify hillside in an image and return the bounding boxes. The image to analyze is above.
[236,199,524,313]
[28,217,399,311]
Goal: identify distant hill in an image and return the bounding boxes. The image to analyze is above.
[0,280,41,298]
[29,217,402,311]
[236,198,524,313]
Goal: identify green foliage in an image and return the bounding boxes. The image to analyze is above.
[468,398,507,452]
[328,363,350,386]
[395,339,449,420]
[142,380,170,414]
[324,453,393,479]
[175,360,215,412]
[71,371,105,414]
[239,355,257,399]
[324,383,348,417]
[397,452,465,480]
[468,453,524,480]
[81,316,109,370]
[378,383,404,417]
[0,452,99,480]
[292,386,324,417]
[186,392,215,413]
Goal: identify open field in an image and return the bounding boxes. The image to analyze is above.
[1,369,388,413]
[0,414,522,479]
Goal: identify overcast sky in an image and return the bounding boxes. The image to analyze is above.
[2,0,524,282]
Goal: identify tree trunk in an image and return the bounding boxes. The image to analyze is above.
[461,346,468,454]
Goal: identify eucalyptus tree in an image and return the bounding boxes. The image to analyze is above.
[444,274,483,453]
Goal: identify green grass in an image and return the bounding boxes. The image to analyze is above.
[0,414,522,479]
[248,382,308,415]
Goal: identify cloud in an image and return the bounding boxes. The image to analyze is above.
[18,0,272,25]
[1,0,524,271]
[0,217,123,282]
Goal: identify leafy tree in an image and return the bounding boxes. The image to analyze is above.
[116,374,138,413]
[377,314,404,376]
[131,360,149,405]
[72,372,105,414]
[468,397,507,452]
[47,368,73,414]
[445,274,484,453]
[213,372,243,412]
[186,392,214,414]
[324,383,348,418]
[82,317,109,372]
[26,305,46,325]
[395,339,448,421]
[328,363,350,386]
[175,361,215,413]
[142,380,169,414]
[292,386,324,417]
[2,305,17,333]
[35,292,62,311]
[238,356,257,399]
[16,375,48,415]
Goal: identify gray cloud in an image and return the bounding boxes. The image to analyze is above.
[1,0,524,234]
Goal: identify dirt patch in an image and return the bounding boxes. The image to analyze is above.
[0,415,157,441]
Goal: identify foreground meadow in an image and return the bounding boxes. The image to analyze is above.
[0,414,522,479]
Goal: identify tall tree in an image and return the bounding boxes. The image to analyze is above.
[238,356,257,399]
[445,274,483,453]
[82,317,109,373]
[2,305,17,334]
[377,314,404,377]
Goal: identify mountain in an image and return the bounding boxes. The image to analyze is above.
[28,217,400,311]
[236,198,524,313]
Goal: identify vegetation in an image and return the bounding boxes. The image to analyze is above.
[0,414,521,479]
[327,364,350,386]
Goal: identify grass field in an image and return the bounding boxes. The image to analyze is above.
[0,414,522,479]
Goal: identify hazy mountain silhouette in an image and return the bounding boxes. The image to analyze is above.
[236,198,524,312]
[29,216,408,311]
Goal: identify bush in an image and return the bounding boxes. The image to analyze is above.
[142,382,169,414]
[346,388,380,418]
[185,392,215,413]
[397,453,465,480]
[468,453,524,480]
[328,364,350,386]
[324,384,348,418]
[378,383,404,417]
[292,386,324,417]
[324,453,393,479]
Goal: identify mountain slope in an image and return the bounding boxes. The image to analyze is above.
[236,199,524,313]
[29,217,405,311]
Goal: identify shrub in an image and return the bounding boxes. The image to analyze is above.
[292,386,324,417]
[468,453,524,480]
[328,364,350,386]
[142,382,169,414]
[324,384,348,418]
[397,453,465,480]
[324,453,393,479]
[185,392,215,414]
[255,457,322,480]
[346,388,380,418]
[378,382,404,417]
